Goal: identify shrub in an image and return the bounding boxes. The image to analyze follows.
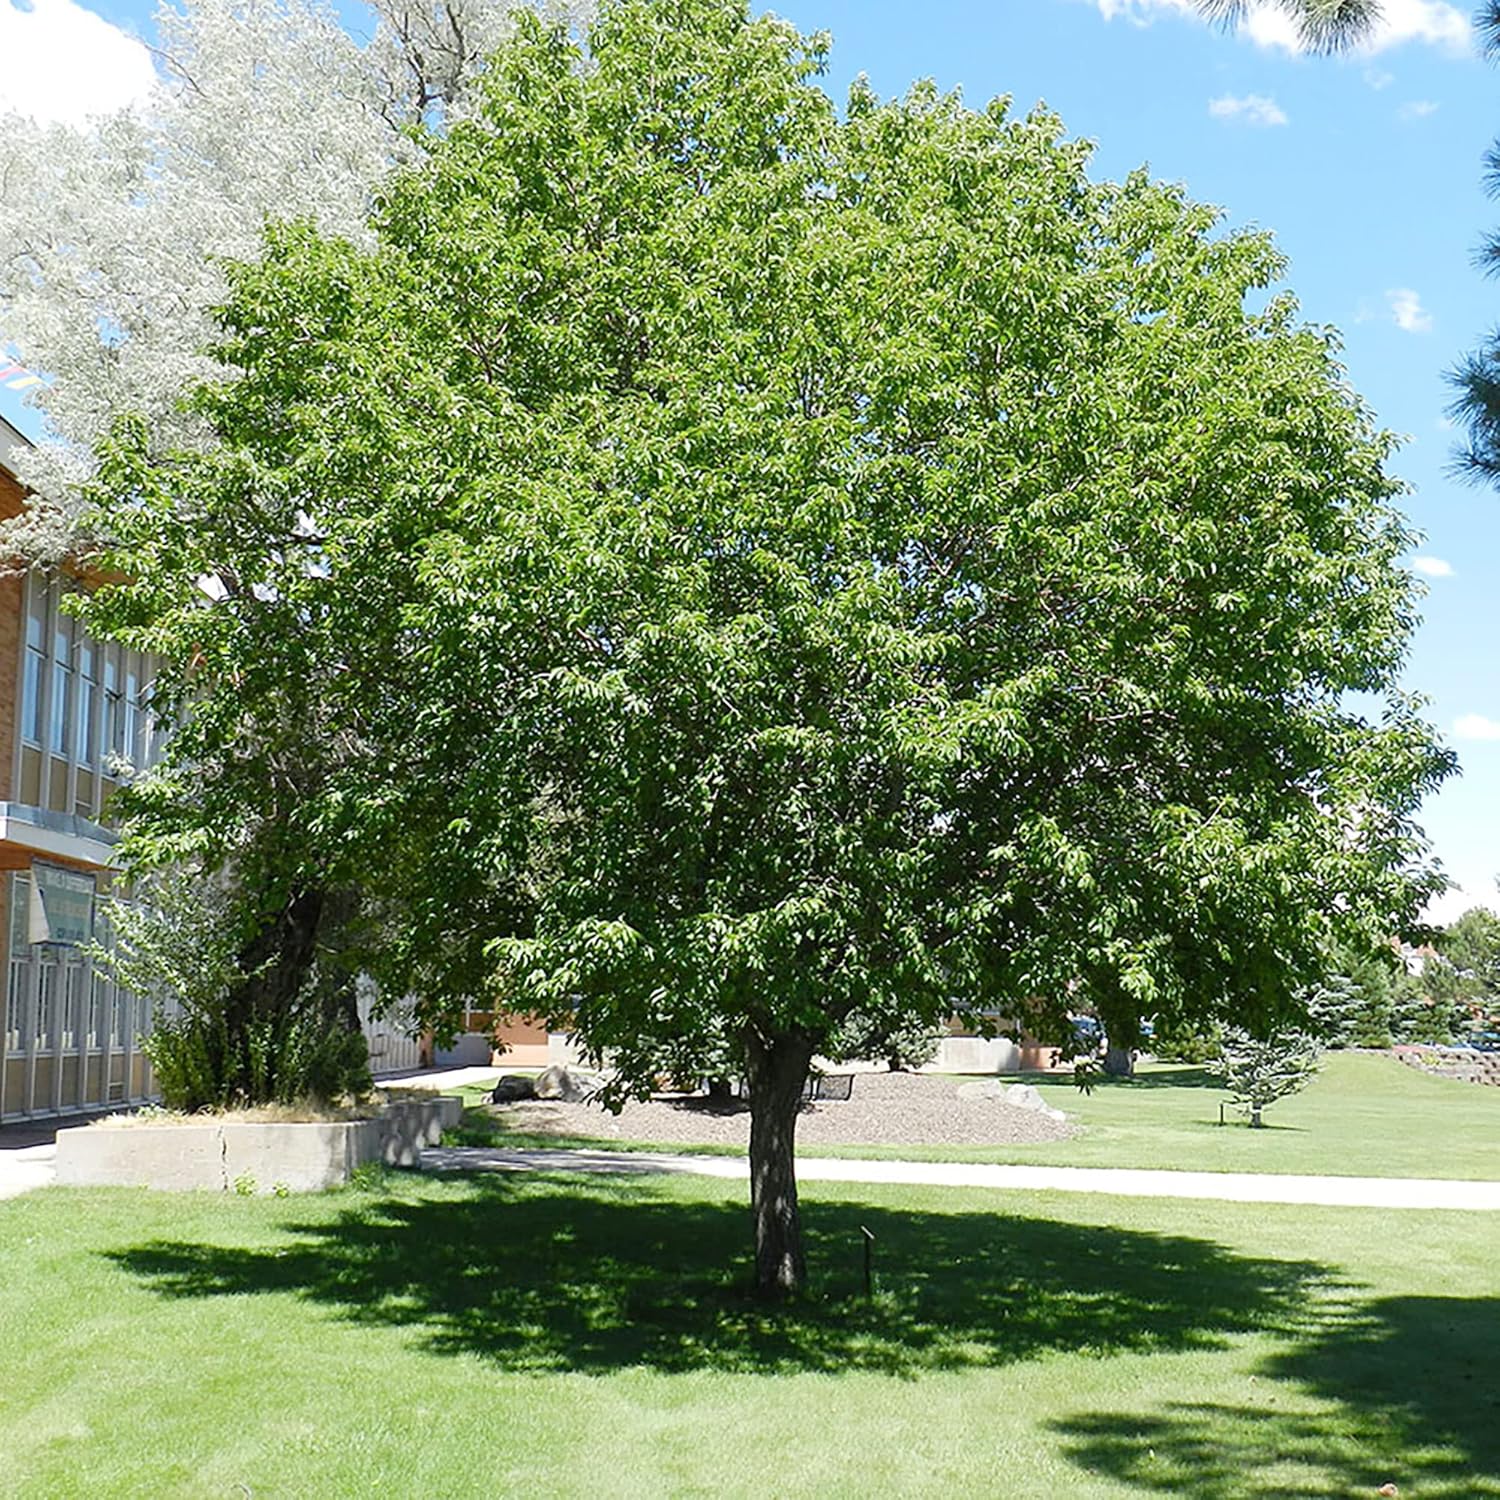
[103,872,371,1112]
[1150,1016,1223,1065]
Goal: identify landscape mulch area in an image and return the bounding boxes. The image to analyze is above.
[492,1069,1074,1149]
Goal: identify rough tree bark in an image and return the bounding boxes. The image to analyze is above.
[744,1031,815,1299]
[1097,981,1140,1079]
[224,886,327,1100]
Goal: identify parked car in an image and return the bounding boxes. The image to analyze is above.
[1458,1030,1500,1053]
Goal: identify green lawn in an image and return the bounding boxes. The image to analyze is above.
[446,1051,1500,1180]
[2,1170,1496,1497]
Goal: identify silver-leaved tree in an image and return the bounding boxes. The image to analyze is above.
[0,0,592,560]
[79,0,1451,1296]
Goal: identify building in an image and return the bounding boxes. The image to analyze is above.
[0,416,428,1118]
[0,415,161,1119]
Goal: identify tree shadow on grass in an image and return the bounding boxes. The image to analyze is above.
[1054,1294,1500,1497]
[107,1172,1333,1378]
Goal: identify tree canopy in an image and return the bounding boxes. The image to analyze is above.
[81,0,1452,1295]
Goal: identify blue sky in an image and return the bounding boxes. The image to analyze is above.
[2,0,1498,919]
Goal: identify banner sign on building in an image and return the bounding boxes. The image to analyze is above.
[28,863,97,947]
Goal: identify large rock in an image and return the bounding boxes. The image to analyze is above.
[532,1065,600,1102]
[491,1074,536,1103]
[956,1078,1066,1123]
[1006,1084,1067,1123]
[1005,1083,1047,1112]
[956,1079,1008,1102]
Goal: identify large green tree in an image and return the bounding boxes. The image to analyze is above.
[84,0,1450,1296]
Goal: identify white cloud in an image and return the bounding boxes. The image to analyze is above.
[1208,92,1288,127]
[1387,287,1434,333]
[1091,0,1470,56]
[1453,713,1500,741]
[1424,879,1500,927]
[1411,555,1454,577]
[1398,99,1440,120]
[0,0,156,128]
[1363,66,1395,88]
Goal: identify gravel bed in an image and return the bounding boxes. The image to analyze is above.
[493,1070,1073,1149]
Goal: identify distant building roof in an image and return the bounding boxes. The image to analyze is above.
[0,411,30,478]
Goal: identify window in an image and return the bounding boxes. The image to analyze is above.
[104,653,122,761]
[21,593,45,746]
[61,962,81,1050]
[123,669,140,769]
[35,960,56,1051]
[3,883,23,1052]
[49,614,72,757]
[78,640,96,766]
[17,578,161,807]
[88,970,105,1050]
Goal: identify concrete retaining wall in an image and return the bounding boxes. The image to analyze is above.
[924,1036,1023,1075]
[54,1096,461,1192]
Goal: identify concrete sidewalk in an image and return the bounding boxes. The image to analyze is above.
[0,1144,55,1201]
[419,1145,1500,1211]
[10,1132,1499,1211]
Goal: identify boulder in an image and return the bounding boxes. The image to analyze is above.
[533,1065,600,1102]
[1005,1083,1047,1113]
[956,1079,1007,1102]
[957,1078,1066,1123]
[491,1074,536,1103]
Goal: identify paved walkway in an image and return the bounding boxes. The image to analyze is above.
[0,1144,57,1201]
[8,1133,1499,1210]
[419,1146,1500,1211]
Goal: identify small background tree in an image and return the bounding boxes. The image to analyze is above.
[826,1011,943,1074]
[1212,1029,1321,1127]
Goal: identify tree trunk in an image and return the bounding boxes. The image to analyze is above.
[745,1033,815,1300]
[1097,978,1139,1079]
[223,886,326,1101]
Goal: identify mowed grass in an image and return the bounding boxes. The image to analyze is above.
[447,1051,1500,1180]
[2,1169,1497,1498]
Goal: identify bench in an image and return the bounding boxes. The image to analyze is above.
[802,1072,854,1102]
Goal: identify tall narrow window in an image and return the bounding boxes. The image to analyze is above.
[104,651,122,762]
[77,640,97,767]
[123,667,140,769]
[4,879,24,1051]
[21,586,46,746]
[49,613,72,757]
[88,970,105,1049]
[36,961,56,1051]
[61,962,80,1050]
